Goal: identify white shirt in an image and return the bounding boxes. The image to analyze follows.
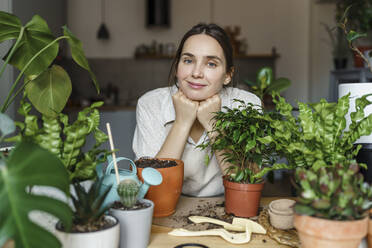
[132,86,261,197]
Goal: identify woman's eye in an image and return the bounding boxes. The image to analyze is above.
[207,61,217,68]
[183,58,192,64]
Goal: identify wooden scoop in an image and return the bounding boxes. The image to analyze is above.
[188,216,266,234]
[168,224,252,244]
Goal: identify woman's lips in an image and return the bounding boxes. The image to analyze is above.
[188,82,206,89]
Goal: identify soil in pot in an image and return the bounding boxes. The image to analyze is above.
[57,216,116,233]
[135,158,177,168]
[111,200,152,211]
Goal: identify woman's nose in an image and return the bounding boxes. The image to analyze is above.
[192,63,204,78]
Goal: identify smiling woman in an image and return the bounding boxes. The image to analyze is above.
[132,23,261,197]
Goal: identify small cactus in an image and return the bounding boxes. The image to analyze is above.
[117,179,140,208]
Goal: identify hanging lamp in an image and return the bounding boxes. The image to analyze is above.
[97,0,110,40]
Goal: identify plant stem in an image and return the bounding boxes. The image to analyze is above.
[1,36,69,113]
[0,27,25,80]
[3,78,32,112]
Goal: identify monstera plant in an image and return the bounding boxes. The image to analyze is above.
[0,113,72,248]
[0,11,98,117]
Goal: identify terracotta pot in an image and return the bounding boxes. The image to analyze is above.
[294,214,368,248]
[368,209,372,248]
[138,158,184,217]
[223,178,264,217]
[354,46,372,68]
[369,217,372,248]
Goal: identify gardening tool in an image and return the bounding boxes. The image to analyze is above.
[188,216,266,234]
[168,224,252,244]
[97,155,163,208]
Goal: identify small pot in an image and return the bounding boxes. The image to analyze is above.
[138,158,184,217]
[55,215,120,248]
[294,214,368,248]
[268,199,295,230]
[223,178,264,217]
[110,199,154,248]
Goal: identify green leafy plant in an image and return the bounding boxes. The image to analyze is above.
[0,11,98,116]
[243,67,291,108]
[69,178,112,232]
[268,92,372,170]
[294,162,372,220]
[117,179,140,208]
[338,5,372,72]
[321,22,349,59]
[9,100,110,182]
[0,113,72,248]
[198,100,291,184]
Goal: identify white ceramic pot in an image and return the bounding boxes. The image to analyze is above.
[110,199,154,248]
[55,215,120,248]
[339,83,372,144]
[268,199,295,230]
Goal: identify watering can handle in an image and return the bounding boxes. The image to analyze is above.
[105,155,137,176]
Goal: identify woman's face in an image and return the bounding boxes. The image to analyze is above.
[176,34,232,101]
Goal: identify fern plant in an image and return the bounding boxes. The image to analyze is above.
[8,100,110,182]
[269,92,372,170]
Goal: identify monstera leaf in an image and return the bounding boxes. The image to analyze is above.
[0,141,72,248]
[0,12,58,76]
[63,26,99,94]
[26,65,72,117]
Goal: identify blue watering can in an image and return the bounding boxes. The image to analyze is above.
[96,156,162,208]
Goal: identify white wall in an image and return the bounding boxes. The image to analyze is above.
[67,0,314,104]
[0,0,14,119]
[309,1,336,102]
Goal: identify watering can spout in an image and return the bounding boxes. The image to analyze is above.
[138,167,163,199]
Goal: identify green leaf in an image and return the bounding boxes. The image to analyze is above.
[63,26,99,94]
[0,113,15,138]
[26,65,72,117]
[257,67,273,89]
[265,77,291,94]
[346,30,367,42]
[5,14,58,76]
[0,141,72,248]
[0,11,22,42]
[294,204,316,216]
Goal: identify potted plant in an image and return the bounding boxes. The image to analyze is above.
[268,92,372,171]
[243,67,291,109]
[110,178,154,248]
[198,100,291,217]
[293,162,372,248]
[0,113,73,248]
[135,157,184,217]
[321,22,350,69]
[54,178,120,248]
[9,99,110,182]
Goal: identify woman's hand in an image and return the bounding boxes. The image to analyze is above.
[172,90,199,128]
[197,94,221,132]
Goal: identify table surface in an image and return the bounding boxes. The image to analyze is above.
[148,196,293,248]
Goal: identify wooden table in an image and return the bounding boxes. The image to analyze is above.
[148,196,293,248]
